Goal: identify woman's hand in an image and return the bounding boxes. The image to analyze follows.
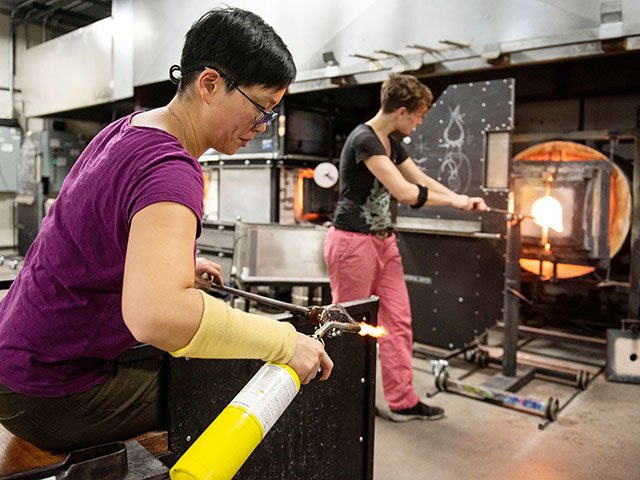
[287,333,334,384]
[194,257,224,288]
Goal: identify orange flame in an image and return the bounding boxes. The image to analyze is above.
[358,322,388,338]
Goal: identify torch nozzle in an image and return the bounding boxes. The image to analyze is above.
[312,320,361,341]
[344,323,363,333]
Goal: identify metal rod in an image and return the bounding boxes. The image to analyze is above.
[8,21,14,115]
[502,215,522,377]
[439,39,471,48]
[406,44,440,53]
[442,375,556,419]
[534,365,583,383]
[412,332,486,361]
[628,133,640,319]
[512,130,611,143]
[483,353,583,383]
[538,367,603,430]
[485,207,511,214]
[349,53,379,61]
[473,232,503,239]
[508,287,533,305]
[374,49,402,57]
[486,207,533,220]
[495,322,607,346]
[209,284,310,317]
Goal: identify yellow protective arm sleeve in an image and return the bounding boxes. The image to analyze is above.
[170,290,297,364]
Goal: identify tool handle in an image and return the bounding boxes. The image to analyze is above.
[486,207,511,215]
[209,284,310,317]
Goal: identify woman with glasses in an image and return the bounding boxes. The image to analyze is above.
[324,74,487,422]
[0,6,332,450]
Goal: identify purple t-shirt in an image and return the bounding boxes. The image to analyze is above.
[0,112,203,397]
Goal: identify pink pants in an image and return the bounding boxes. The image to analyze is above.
[323,227,419,410]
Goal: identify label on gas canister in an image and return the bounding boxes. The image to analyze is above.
[229,363,300,436]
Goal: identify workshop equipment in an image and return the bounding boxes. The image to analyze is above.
[430,205,592,426]
[169,297,383,480]
[293,167,335,222]
[511,140,625,280]
[0,256,21,290]
[1,440,170,480]
[231,222,329,286]
[432,360,559,420]
[16,130,86,255]
[163,296,379,479]
[2,442,129,480]
[394,78,513,350]
[606,319,640,383]
[197,221,235,281]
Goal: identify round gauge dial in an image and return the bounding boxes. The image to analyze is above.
[313,162,339,188]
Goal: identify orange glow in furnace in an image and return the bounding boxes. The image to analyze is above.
[531,194,564,233]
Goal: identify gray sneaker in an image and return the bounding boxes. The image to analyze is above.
[389,402,445,422]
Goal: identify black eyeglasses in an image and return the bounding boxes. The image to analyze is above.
[186,65,278,130]
[232,84,279,130]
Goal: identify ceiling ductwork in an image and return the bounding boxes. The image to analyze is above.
[4,0,112,37]
[9,0,640,118]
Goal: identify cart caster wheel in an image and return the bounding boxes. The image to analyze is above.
[576,370,590,390]
[463,349,476,363]
[435,369,449,391]
[545,397,559,421]
[476,349,489,368]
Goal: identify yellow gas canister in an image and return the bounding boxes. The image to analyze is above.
[170,362,300,480]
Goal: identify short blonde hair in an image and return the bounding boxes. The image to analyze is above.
[380,74,433,113]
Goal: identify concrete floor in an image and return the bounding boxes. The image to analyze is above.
[373,337,640,480]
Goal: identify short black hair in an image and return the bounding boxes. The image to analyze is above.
[177,7,297,93]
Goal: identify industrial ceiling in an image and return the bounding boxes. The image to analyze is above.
[1,0,111,32]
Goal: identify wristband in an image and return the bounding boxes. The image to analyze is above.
[411,184,428,209]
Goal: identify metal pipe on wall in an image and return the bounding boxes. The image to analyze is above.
[502,214,522,378]
[8,0,40,119]
[628,133,640,319]
[8,21,14,118]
